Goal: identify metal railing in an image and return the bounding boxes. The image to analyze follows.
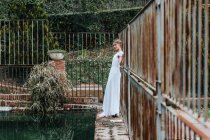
[0,65,32,94]
[119,0,210,139]
[66,59,111,101]
[0,19,49,65]
[51,32,116,59]
[0,19,116,100]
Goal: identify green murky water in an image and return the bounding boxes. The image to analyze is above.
[0,110,96,140]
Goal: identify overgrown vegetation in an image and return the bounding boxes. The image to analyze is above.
[24,63,72,114]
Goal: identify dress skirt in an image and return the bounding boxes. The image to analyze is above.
[102,67,121,116]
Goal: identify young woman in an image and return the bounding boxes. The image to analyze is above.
[98,39,124,118]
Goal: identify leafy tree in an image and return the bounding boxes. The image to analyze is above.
[45,0,147,14]
[0,0,10,19]
[8,0,47,19]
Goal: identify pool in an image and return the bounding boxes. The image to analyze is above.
[0,110,96,140]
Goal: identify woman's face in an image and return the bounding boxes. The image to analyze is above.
[113,43,120,51]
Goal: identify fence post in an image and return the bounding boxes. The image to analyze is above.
[156,0,164,140]
[127,24,132,139]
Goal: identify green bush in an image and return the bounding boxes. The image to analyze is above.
[25,62,72,114]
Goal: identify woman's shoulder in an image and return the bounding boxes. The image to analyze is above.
[117,51,124,56]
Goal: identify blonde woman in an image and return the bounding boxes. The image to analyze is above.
[98,39,124,118]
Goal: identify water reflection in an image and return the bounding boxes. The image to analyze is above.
[0,110,96,140]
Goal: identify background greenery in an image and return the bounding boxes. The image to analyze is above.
[0,0,144,32]
[66,58,111,90]
[49,7,141,32]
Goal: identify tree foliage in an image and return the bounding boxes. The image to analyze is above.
[0,0,147,19]
[49,7,141,32]
[45,0,147,14]
[9,0,47,19]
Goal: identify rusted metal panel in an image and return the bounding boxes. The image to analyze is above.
[130,79,157,140]
[162,0,210,120]
[121,69,157,140]
[126,1,157,87]
[120,0,210,139]
[120,70,129,128]
[161,105,210,139]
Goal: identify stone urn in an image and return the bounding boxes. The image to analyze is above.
[48,49,66,60]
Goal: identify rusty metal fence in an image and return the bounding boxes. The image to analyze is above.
[0,19,49,65]
[119,0,210,139]
[51,32,116,59]
[0,19,116,100]
[0,19,48,95]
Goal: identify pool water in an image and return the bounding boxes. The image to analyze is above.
[0,110,96,140]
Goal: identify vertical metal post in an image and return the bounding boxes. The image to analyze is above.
[86,33,87,52]
[23,21,25,64]
[18,21,20,64]
[31,20,34,64]
[27,20,29,64]
[203,0,209,122]
[177,0,183,105]
[156,0,164,139]
[36,20,39,64]
[103,33,106,48]
[13,21,16,64]
[77,33,79,56]
[47,20,49,60]
[197,0,202,115]
[0,21,1,65]
[4,20,6,64]
[69,33,71,52]
[192,0,196,113]
[127,24,131,139]
[99,33,101,56]
[42,20,44,62]
[187,0,192,109]
[90,33,92,56]
[182,0,186,107]
[64,32,67,51]
[73,33,75,56]
[95,33,98,55]
[9,21,10,64]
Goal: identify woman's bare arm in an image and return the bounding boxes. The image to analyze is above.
[118,55,123,64]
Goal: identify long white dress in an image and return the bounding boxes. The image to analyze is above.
[101,50,124,117]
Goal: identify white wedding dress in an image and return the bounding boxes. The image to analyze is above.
[100,50,124,117]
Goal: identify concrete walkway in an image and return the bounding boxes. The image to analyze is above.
[94,113,129,140]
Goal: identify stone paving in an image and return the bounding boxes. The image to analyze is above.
[94,112,129,140]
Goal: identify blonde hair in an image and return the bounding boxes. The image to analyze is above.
[113,39,123,48]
